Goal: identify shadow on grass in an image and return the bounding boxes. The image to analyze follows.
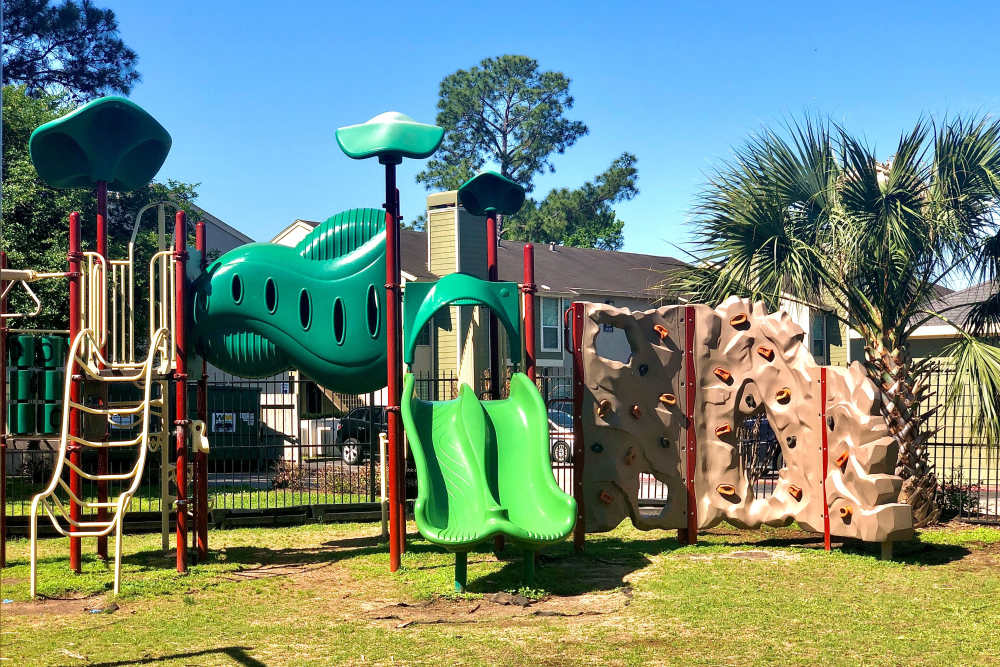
[89,646,264,667]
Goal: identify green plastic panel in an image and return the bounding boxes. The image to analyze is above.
[9,336,35,367]
[40,403,61,435]
[42,370,64,401]
[457,171,525,216]
[401,372,576,550]
[10,403,36,435]
[190,208,388,394]
[29,96,171,190]
[9,370,35,401]
[335,112,443,163]
[38,336,67,368]
[402,274,521,366]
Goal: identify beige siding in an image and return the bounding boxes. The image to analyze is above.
[434,308,458,376]
[427,208,456,276]
[827,317,847,366]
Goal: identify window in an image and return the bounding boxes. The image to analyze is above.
[811,311,827,363]
[541,297,562,352]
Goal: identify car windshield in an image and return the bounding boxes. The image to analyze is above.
[548,410,572,428]
[350,408,369,420]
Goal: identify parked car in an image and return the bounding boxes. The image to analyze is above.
[334,405,387,465]
[547,408,575,463]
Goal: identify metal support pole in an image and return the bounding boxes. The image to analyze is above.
[0,251,7,568]
[96,181,109,560]
[568,302,585,551]
[383,163,403,571]
[521,244,536,382]
[195,221,209,561]
[394,187,406,556]
[485,213,505,555]
[68,213,83,573]
[173,211,188,573]
[683,305,698,545]
[820,367,831,551]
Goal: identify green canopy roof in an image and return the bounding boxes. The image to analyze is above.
[29,96,171,191]
[457,171,525,216]
[335,112,443,164]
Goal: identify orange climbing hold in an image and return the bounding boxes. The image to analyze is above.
[757,346,774,361]
[776,388,791,403]
[597,399,612,418]
[835,452,849,469]
[653,324,669,340]
[713,367,732,382]
[658,393,677,406]
[630,403,642,418]
[788,485,803,501]
[599,490,614,505]
[729,313,748,327]
[839,506,853,520]
[714,424,732,437]
[717,483,737,497]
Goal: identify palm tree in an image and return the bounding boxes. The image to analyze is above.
[675,117,1000,526]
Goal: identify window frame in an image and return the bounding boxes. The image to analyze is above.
[539,296,563,353]
[811,310,828,364]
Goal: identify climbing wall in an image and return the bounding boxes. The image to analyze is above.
[579,297,913,544]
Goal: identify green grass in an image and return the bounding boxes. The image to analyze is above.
[2,522,999,665]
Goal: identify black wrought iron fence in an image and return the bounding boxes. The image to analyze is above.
[4,365,998,524]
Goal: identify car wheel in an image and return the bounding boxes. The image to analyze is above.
[342,438,362,466]
[551,441,572,463]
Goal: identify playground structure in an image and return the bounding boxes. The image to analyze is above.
[567,298,914,555]
[0,96,214,595]
[1,92,918,598]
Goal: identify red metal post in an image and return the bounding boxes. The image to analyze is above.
[521,244,536,382]
[384,165,402,571]
[0,252,7,568]
[568,302,586,551]
[394,186,407,556]
[68,213,83,572]
[96,181,109,560]
[195,221,209,561]
[820,367,831,551]
[683,305,698,545]
[485,213,500,398]
[173,211,188,572]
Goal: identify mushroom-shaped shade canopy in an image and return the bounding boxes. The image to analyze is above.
[458,171,525,216]
[402,273,521,366]
[336,112,443,163]
[29,96,171,191]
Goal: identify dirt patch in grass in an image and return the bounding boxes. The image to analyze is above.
[4,593,112,617]
[366,586,631,628]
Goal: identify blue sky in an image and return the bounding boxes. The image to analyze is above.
[110,0,1000,259]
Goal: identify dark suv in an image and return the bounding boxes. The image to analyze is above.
[334,405,387,465]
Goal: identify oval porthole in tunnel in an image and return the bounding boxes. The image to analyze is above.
[265,278,277,313]
[231,274,243,304]
[299,289,312,330]
[333,297,345,345]
[366,284,380,338]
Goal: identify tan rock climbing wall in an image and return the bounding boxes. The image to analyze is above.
[579,297,913,543]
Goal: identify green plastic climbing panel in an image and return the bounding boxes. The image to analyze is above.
[29,96,171,190]
[335,112,443,163]
[190,208,387,394]
[402,274,522,365]
[457,171,525,216]
[401,371,576,550]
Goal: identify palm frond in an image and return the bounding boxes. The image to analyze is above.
[944,333,1000,446]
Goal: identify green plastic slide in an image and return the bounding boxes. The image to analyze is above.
[401,371,576,571]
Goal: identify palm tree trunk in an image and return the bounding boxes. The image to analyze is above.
[868,338,941,527]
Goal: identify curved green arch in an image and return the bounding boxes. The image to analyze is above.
[403,273,521,366]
